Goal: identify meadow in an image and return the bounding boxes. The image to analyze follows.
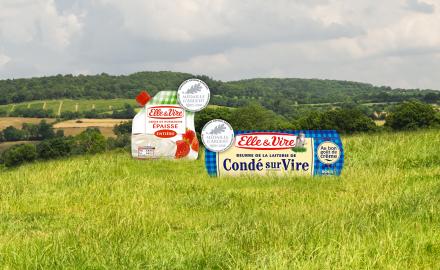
[0,100,230,116]
[0,99,136,115]
[0,130,439,269]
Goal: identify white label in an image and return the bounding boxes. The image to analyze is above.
[177,79,210,112]
[145,105,186,134]
[201,119,234,152]
[317,141,341,165]
[138,146,155,158]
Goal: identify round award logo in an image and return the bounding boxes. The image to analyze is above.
[317,141,341,165]
[177,79,210,112]
[201,119,234,152]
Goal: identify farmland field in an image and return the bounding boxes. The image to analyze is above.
[0,130,439,268]
[0,99,136,115]
[0,117,56,130]
[53,118,130,137]
[0,99,230,116]
[0,117,128,143]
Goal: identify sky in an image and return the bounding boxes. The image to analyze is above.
[0,0,439,89]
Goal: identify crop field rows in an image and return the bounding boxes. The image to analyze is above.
[0,100,232,116]
[0,99,136,115]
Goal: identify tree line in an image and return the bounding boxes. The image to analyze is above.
[1,99,438,168]
[196,100,439,134]
[0,124,129,168]
[0,120,61,142]
[1,72,439,119]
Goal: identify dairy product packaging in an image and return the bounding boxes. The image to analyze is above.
[205,130,344,176]
[132,91,199,159]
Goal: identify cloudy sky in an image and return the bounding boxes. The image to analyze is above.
[0,0,439,89]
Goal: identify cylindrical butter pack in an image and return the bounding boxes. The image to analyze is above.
[205,130,344,177]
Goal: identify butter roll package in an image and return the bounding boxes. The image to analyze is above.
[205,130,344,176]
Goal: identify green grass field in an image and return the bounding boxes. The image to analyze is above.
[0,130,439,268]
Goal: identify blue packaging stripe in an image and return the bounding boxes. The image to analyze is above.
[312,133,344,176]
[205,130,344,177]
[205,150,218,176]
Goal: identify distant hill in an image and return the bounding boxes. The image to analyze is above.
[0,71,196,104]
[1,71,439,118]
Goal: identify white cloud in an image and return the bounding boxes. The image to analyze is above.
[0,0,82,49]
[97,0,230,42]
[0,0,440,89]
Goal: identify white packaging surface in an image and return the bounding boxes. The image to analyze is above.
[132,91,198,159]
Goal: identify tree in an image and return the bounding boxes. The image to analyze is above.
[21,120,55,140]
[112,104,136,119]
[195,107,233,132]
[37,120,55,140]
[2,126,26,141]
[229,103,293,130]
[22,123,39,140]
[1,144,37,167]
[60,111,82,120]
[73,128,106,154]
[107,134,130,149]
[83,110,101,119]
[298,107,377,134]
[325,108,377,133]
[113,121,132,135]
[55,129,65,137]
[37,137,73,159]
[422,93,440,104]
[385,100,439,130]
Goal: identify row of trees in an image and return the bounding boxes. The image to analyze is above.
[194,103,377,134]
[0,120,60,142]
[1,100,438,168]
[109,101,439,137]
[4,101,437,141]
[385,100,439,130]
[195,100,439,134]
[1,127,129,167]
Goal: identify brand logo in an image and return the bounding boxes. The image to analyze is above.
[147,106,184,119]
[201,119,234,152]
[177,79,210,112]
[235,132,297,150]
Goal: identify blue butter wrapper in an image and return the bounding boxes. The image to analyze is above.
[205,130,344,177]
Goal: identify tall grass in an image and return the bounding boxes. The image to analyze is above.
[0,130,439,269]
